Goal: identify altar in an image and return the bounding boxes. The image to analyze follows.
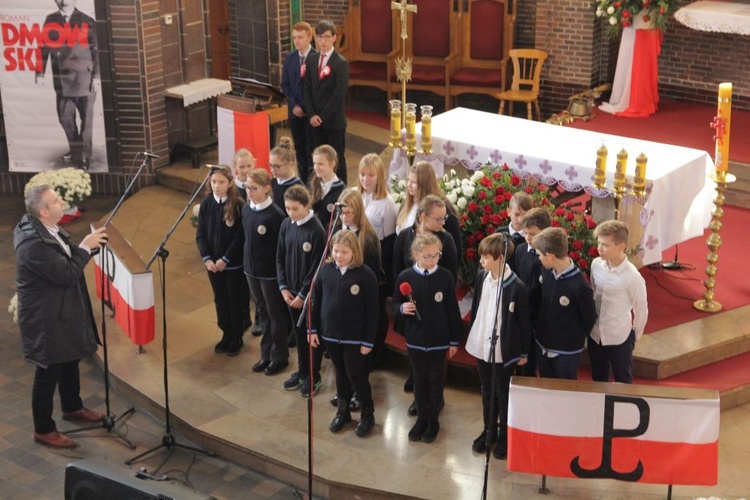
[390,107,714,266]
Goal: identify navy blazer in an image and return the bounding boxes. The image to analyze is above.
[303,51,349,131]
[281,48,317,118]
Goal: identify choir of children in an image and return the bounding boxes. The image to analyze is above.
[194,135,646,450]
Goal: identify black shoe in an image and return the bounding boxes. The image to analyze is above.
[283,371,302,390]
[407,400,417,417]
[226,341,242,356]
[265,359,289,376]
[214,337,230,353]
[251,323,263,337]
[472,430,496,454]
[493,441,508,460]
[330,394,339,407]
[300,378,322,398]
[421,421,440,443]
[328,411,352,433]
[252,359,270,373]
[349,394,361,412]
[408,419,428,442]
[403,376,413,393]
[355,407,375,437]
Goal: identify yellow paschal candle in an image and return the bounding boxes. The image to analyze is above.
[594,144,607,187]
[634,152,647,194]
[715,83,732,174]
[390,106,402,145]
[615,148,628,190]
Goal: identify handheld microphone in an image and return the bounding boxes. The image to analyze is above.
[334,202,347,208]
[399,282,422,321]
[204,164,227,170]
[139,151,160,159]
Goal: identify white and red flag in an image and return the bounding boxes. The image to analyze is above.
[508,378,719,485]
[217,106,270,171]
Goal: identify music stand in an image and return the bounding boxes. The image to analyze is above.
[126,166,216,465]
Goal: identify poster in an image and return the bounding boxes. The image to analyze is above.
[0,0,108,172]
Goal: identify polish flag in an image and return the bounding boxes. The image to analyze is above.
[94,249,155,346]
[217,106,270,171]
[507,379,719,485]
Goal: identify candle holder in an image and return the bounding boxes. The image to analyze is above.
[420,105,433,154]
[593,143,608,189]
[404,103,417,164]
[632,152,647,198]
[613,186,627,221]
[694,173,736,313]
[389,100,402,148]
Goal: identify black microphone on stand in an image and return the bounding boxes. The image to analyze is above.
[204,164,227,170]
[662,245,684,270]
[138,151,160,159]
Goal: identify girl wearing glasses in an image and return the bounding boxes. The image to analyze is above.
[195,166,246,356]
[242,169,292,377]
[393,233,462,444]
[270,137,304,212]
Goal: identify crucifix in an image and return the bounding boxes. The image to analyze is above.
[391,0,417,124]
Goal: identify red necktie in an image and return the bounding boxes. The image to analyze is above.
[318,54,326,78]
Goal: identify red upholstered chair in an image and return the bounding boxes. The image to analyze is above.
[387,0,460,110]
[448,0,515,107]
[339,0,399,93]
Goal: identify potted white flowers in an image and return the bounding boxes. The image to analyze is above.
[24,167,92,223]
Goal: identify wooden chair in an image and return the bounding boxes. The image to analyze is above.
[497,49,548,121]
[387,0,460,110]
[339,0,399,93]
[448,0,515,107]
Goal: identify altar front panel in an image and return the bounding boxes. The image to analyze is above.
[391,108,714,266]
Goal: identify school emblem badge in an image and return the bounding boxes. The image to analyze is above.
[559,296,570,306]
[350,284,360,295]
[225,219,235,227]
[434,291,444,302]
[257,225,267,235]
[303,242,312,252]
[509,301,515,313]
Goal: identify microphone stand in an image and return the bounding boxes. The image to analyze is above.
[126,167,216,465]
[294,204,342,499]
[661,244,686,270]
[64,154,153,448]
[481,238,512,500]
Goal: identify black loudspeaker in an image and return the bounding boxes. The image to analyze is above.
[64,458,216,500]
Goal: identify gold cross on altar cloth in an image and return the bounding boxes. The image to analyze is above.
[391,0,417,40]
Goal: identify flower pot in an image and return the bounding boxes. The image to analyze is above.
[59,206,81,224]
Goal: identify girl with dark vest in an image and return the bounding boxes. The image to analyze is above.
[270,137,304,211]
[309,144,345,235]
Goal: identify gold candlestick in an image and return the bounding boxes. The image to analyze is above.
[593,143,607,189]
[389,100,402,147]
[404,103,417,163]
[633,152,647,198]
[420,105,433,154]
[614,148,628,191]
[694,173,736,312]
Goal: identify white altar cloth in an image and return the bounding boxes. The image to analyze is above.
[390,107,714,266]
[675,1,750,36]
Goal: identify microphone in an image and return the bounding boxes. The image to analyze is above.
[399,282,422,321]
[204,164,227,170]
[334,202,347,208]
[139,151,160,159]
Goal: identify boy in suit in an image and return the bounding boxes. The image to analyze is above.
[281,22,316,183]
[304,20,349,184]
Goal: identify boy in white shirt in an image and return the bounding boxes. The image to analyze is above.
[588,220,648,383]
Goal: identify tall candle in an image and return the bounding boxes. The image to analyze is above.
[594,144,608,188]
[634,153,647,196]
[389,100,402,147]
[420,105,433,153]
[615,148,628,191]
[405,103,417,151]
[715,82,732,175]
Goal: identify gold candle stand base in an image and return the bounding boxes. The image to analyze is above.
[613,187,627,221]
[693,172,736,313]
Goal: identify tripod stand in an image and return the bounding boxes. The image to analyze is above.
[64,153,155,448]
[127,166,216,465]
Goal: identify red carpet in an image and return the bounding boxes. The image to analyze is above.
[569,99,750,165]
[346,108,390,130]
[642,204,750,333]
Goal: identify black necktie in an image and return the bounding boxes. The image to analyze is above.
[424,270,429,276]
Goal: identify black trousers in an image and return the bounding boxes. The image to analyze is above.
[289,114,313,183]
[536,346,580,380]
[325,341,373,408]
[408,348,447,422]
[247,276,290,363]
[56,93,94,158]
[368,285,389,372]
[32,360,83,434]
[477,358,517,439]
[290,306,323,381]
[588,330,635,383]
[311,126,347,184]
[207,268,245,344]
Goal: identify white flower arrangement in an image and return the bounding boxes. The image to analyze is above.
[389,174,408,204]
[8,293,18,324]
[24,167,92,208]
[440,169,477,212]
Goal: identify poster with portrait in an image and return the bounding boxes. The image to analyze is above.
[0,0,108,172]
